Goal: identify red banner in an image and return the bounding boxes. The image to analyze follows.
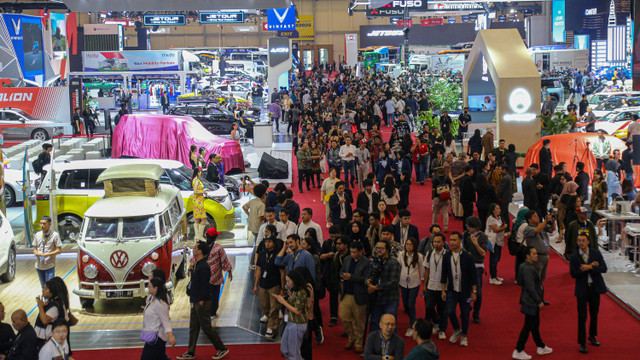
[396,20,413,27]
[420,18,444,26]
[0,87,70,121]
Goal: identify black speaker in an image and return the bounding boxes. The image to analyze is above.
[633,135,640,164]
[258,153,288,179]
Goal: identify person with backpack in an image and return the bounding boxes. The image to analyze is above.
[33,144,52,189]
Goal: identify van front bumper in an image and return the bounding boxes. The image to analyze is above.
[73,279,175,300]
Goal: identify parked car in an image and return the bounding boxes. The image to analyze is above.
[0,108,65,140]
[542,78,564,104]
[0,210,16,283]
[214,83,251,99]
[592,96,640,118]
[72,164,188,307]
[36,159,236,242]
[4,168,36,207]
[578,107,640,139]
[588,91,640,107]
[168,103,255,137]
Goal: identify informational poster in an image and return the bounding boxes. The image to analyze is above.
[82,51,180,71]
[50,12,67,60]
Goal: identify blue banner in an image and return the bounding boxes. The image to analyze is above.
[267,5,295,30]
[552,0,566,43]
[22,147,32,247]
[1,14,45,82]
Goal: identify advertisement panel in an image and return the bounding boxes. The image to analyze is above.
[635,4,640,90]
[367,1,429,17]
[1,14,45,82]
[50,13,67,60]
[82,51,180,71]
[22,148,32,247]
[268,37,291,67]
[143,15,186,26]
[199,12,244,24]
[277,15,314,41]
[0,87,70,122]
[345,34,358,68]
[552,0,566,42]
[84,24,120,35]
[69,77,82,118]
[267,5,296,30]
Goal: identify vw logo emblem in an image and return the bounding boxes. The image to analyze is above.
[110,250,129,268]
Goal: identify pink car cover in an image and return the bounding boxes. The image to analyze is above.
[112,114,245,173]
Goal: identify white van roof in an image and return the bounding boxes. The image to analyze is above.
[43,158,187,172]
[85,184,180,218]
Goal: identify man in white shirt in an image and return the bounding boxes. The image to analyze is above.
[33,216,62,289]
[296,208,324,244]
[278,208,297,237]
[38,319,70,360]
[256,208,287,246]
[373,100,382,122]
[339,136,358,189]
[423,233,448,340]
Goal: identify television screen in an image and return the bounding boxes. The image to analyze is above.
[50,13,67,60]
[21,22,44,73]
[468,95,496,111]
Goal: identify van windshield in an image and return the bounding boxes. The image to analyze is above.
[85,218,119,240]
[122,216,157,239]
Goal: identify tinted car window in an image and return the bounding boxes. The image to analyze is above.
[88,169,106,189]
[59,169,89,189]
[172,107,188,115]
[3,112,23,121]
[190,107,206,115]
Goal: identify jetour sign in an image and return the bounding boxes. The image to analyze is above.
[366,30,404,37]
[503,88,536,122]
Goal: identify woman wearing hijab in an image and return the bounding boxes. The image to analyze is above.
[605,161,622,202]
[512,207,530,280]
[347,221,372,257]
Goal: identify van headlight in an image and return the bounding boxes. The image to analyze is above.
[142,262,157,277]
[207,194,228,203]
[84,264,98,279]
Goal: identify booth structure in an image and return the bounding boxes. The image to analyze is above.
[267,36,292,99]
[463,29,541,152]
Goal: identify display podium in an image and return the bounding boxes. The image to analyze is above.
[253,123,273,148]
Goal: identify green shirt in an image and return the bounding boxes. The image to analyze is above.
[287,289,308,324]
[297,149,312,170]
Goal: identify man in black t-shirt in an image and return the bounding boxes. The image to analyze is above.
[254,236,285,339]
[579,94,589,117]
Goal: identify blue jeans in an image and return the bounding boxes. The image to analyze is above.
[37,268,55,288]
[446,290,471,336]
[489,245,502,279]
[386,113,395,126]
[369,300,399,333]
[473,267,484,318]
[342,160,356,188]
[281,322,307,360]
[400,286,420,327]
[414,162,425,183]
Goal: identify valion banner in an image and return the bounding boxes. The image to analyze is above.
[0,87,70,122]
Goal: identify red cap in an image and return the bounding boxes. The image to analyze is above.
[206,227,221,237]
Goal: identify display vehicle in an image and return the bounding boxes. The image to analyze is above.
[578,106,640,139]
[167,103,255,137]
[4,168,36,207]
[72,164,188,307]
[0,210,16,283]
[0,108,66,140]
[35,159,235,242]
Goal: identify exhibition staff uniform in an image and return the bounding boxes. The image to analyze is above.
[33,230,62,288]
[6,323,37,360]
[440,250,477,338]
[569,248,607,349]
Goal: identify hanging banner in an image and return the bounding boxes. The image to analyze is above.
[0,14,45,83]
[552,0,566,42]
[421,18,444,26]
[277,15,314,41]
[50,12,67,60]
[22,148,33,247]
[396,20,413,27]
[267,5,296,30]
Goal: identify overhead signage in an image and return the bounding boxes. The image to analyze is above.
[199,12,244,24]
[1,14,45,82]
[143,15,186,26]
[552,0,566,42]
[84,24,119,35]
[82,51,180,72]
[448,17,457,24]
[0,86,70,121]
[104,19,136,27]
[277,15,314,41]
[420,18,444,26]
[430,2,483,11]
[584,8,597,16]
[396,20,413,27]
[267,5,295,30]
[498,15,506,22]
[367,0,428,17]
[268,37,291,67]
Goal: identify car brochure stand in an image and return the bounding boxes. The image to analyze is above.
[463,29,541,152]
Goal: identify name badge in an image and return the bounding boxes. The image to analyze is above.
[263,271,268,279]
[284,314,289,322]
[454,274,459,282]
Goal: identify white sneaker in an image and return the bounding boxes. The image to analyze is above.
[404,328,413,337]
[460,336,468,347]
[432,325,439,335]
[537,346,553,355]
[512,350,532,360]
[497,276,504,281]
[260,315,268,323]
[449,329,462,343]
[490,278,503,285]
[438,332,446,340]
[265,328,275,339]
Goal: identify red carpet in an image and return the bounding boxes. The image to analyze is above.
[74,128,640,359]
